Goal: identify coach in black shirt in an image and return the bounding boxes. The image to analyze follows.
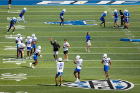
[119,10,124,27]
[50,39,60,62]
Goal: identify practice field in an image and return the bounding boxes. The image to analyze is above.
[0,5,140,93]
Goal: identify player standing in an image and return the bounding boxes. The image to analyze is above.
[16,34,22,58]
[123,10,130,29]
[50,39,60,62]
[73,55,83,83]
[100,11,107,27]
[7,17,17,33]
[85,32,92,52]
[18,43,26,61]
[119,10,124,27]
[60,9,66,25]
[113,9,120,28]
[102,54,112,80]
[31,34,37,55]
[29,46,42,68]
[25,36,32,59]
[18,8,27,23]
[55,58,64,86]
[63,39,70,62]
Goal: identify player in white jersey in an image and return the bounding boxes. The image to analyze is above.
[55,58,64,86]
[18,43,26,61]
[73,55,83,83]
[31,34,37,55]
[102,54,112,80]
[63,39,70,62]
[29,46,42,68]
[15,34,22,58]
[25,36,32,59]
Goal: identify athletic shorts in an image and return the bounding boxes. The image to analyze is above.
[56,72,63,76]
[53,51,58,55]
[87,40,91,46]
[100,18,104,22]
[114,19,118,22]
[8,0,11,4]
[60,16,64,20]
[17,44,19,49]
[10,24,14,27]
[32,44,36,48]
[33,55,37,61]
[104,65,109,72]
[63,50,68,54]
[27,47,31,51]
[125,18,129,23]
[19,48,24,53]
[75,68,81,72]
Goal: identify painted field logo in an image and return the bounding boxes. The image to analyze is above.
[63,80,134,90]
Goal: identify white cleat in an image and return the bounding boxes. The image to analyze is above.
[12,31,14,33]
[53,59,56,61]
[29,63,32,67]
[55,60,57,62]
[30,57,32,59]
[66,60,68,62]
[85,48,87,51]
[26,57,29,59]
[32,66,34,69]
[7,31,9,33]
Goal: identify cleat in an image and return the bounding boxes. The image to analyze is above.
[26,57,29,59]
[66,60,68,62]
[32,66,34,69]
[22,58,24,61]
[59,84,61,86]
[30,57,32,59]
[55,60,57,62]
[29,63,32,67]
[12,31,14,33]
[55,84,58,86]
[100,24,102,26]
[88,50,90,52]
[85,48,87,51]
[7,31,9,33]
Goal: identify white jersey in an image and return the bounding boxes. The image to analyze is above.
[16,37,22,44]
[103,58,110,66]
[18,43,25,49]
[57,62,64,72]
[77,59,83,69]
[31,37,37,43]
[34,49,41,55]
[25,39,32,47]
[63,42,70,51]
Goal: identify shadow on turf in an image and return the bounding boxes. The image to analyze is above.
[37,84,55,86]
[21,66,31,68]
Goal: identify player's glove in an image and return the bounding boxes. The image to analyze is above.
[40,55,42,57]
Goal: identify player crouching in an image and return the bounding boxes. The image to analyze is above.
[102,54,112,80]
[29,46,42,68]
[55,58,64,86]
[74,55,83,83]
[18,43,26,61]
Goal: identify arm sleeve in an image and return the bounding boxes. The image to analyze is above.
[58,44,60,48]
[50,41,54,45]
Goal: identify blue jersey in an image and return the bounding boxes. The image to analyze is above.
[19,10,25,17]
[86,35,90,42]
[60,11,65,16]
[114,12,118,19]
[124,12,130,19]
[10,19,17,25]
[100,13,106,19]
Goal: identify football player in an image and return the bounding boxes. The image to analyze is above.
[18,43,26,61]
[7,17,17,33]
[113,9,120,28]
[60,9,66,25]
[63,39,70,62]
[55,58,64,86]
[18,8,27,23]
[100,11,107,27]
[31,34,37,55]
[15,34,22,58]
[73,55,83,83]
[85,32,92,52]
[25,36,32,59]
[102,54,112,80]
[29,46,42,68]
[123,9,130,29]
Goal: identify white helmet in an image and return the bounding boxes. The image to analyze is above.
[21,43,26,47]
[23,8,27,10]
[17,34,21,37]
[63,9,66,12]
[37,46,41,50]
[114,9,117,12]
[124,9,127,13]
[76,55,80,60]
[103,54,107,58]
[104,11,107,14]
[32,34,35,38]
[125,10,128,13]
[58,58,62,61]
[27,36,30,40]
[13,17,16,20]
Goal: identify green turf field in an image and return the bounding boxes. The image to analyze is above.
[0,5,140,93]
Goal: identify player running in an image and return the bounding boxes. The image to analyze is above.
[55,58,64,86]
[102,54,112,80]
[7,17,17,33]
[100,11,107,27]
[113,9,120,28]
[18,43,26,61]
[29,46,42,69]
[16,34,22,58]
[18,8,27,23]
[85,32,92,52]
[73,55,83,83]
[25,36,32,59]
[63,39,70,62]
[123,9,130,29]
[50,38,60,62]
[60,9,66,25]
[31,34,37,55]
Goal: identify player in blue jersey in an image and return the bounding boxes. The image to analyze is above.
[123,10,130,29]
[7,17,17,33]
[100,11,107,27]
[113,9,120,28]
[18,8,27,23]
[102,54,112,80]
[60,9,66,25]
[85,32,92,52]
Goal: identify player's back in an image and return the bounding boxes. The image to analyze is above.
[77,59,83,69]
[103,58,110,66]
[124,12,130,18]
[34,49,41,55]
[100,13,106,19]
[57,62,64,72]
[60,11,64,16]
